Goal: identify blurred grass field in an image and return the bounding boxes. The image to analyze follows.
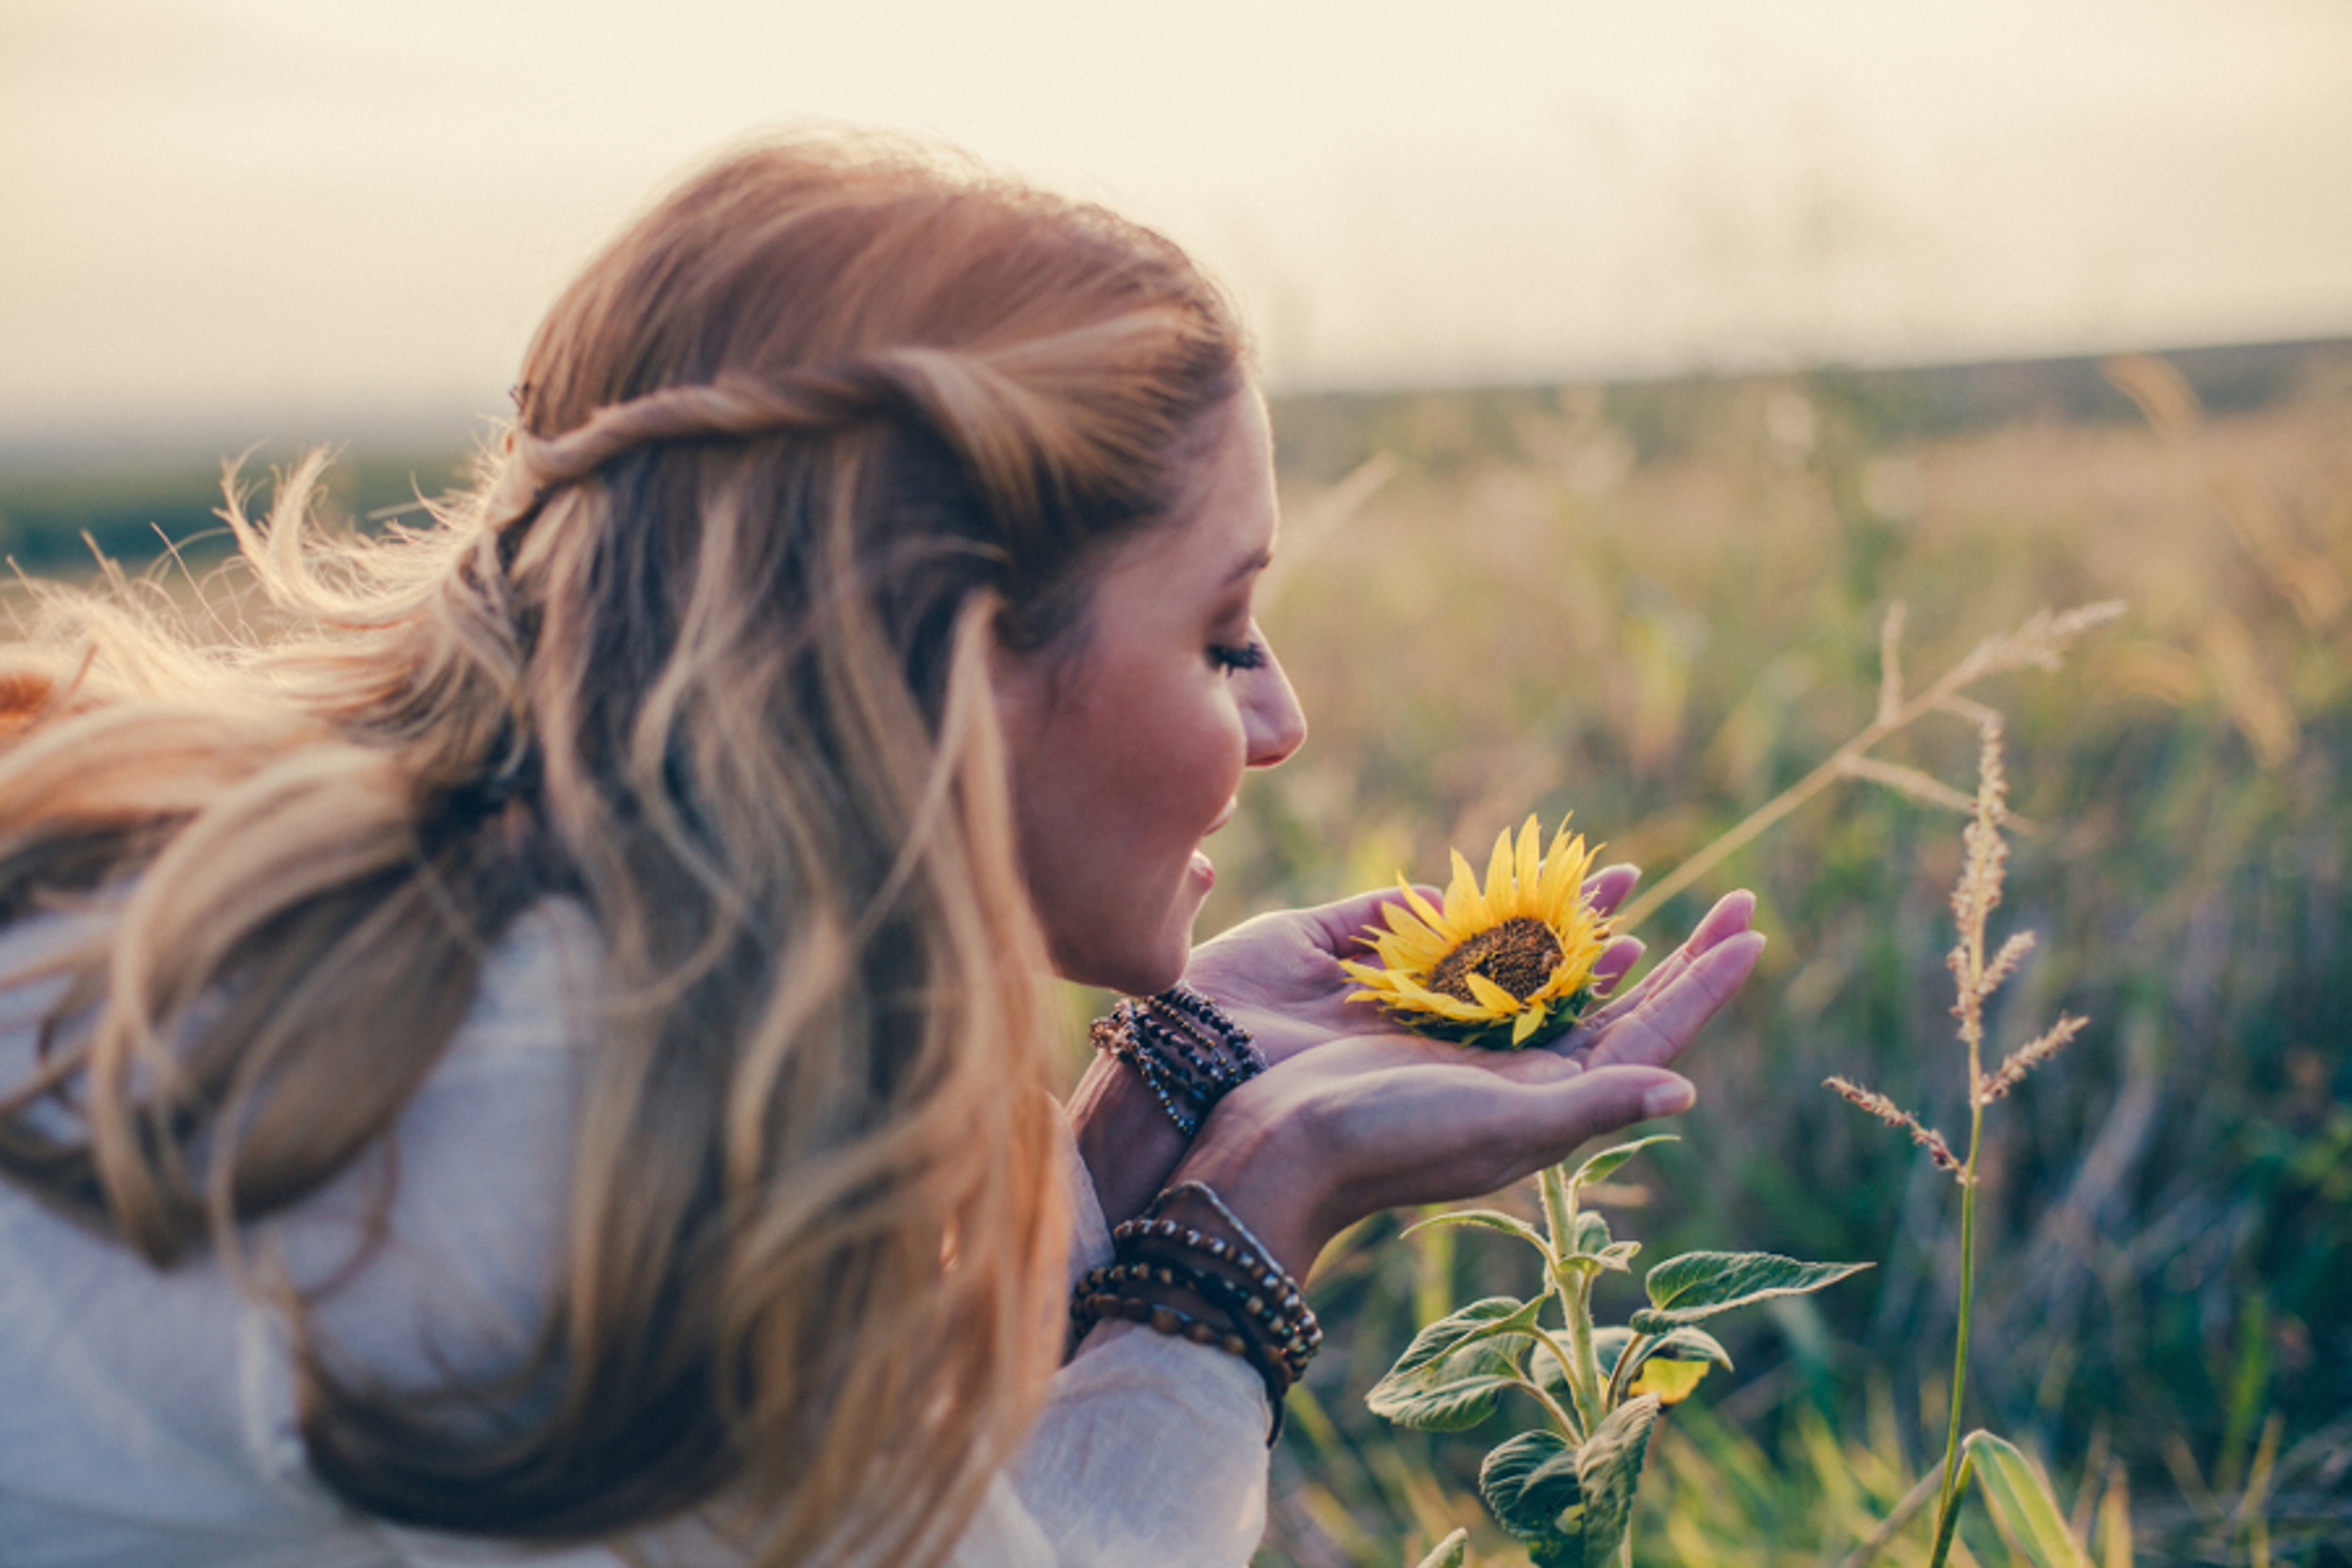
[1234,341,2352,1567]
[4,339,2346,1564]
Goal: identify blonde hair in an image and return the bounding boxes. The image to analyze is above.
[0,136,1243,1563]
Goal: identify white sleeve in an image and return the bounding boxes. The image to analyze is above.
[936,1114,1270,1568]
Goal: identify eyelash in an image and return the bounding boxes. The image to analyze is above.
[1210,641,1268,674]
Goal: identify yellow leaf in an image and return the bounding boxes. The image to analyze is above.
[1628,1359,1711,1404]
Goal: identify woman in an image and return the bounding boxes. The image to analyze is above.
[0,137,1761,1566]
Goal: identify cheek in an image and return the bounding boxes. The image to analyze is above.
[1129,691,1247,845]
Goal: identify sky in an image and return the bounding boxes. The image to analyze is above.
[4,0,2350,447]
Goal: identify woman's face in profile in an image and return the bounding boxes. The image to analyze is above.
[992,389,1308,995]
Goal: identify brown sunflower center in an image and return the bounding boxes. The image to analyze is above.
[1427,916,1565,1005]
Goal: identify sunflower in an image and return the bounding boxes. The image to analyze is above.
[1340,815,1613,1050]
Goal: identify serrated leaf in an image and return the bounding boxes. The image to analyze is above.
[1409,1528,1471,1568]
[1480,1430,1586,1542]
[1630,1251,1871,1332]
[1568,1210,1611,1256]
[1575,1395,1662,1566]
[1964,1430,2092,1568]
[1405,1207,1551,1258]
[1627,1358,1711,1403]
[1567,1134,1677,1196]
[1368,1297,1541,1431]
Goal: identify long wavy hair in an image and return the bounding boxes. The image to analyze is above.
[0,135,1243,1564]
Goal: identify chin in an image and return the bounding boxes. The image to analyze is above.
[1052,916,1194,998]
[1065,940,1189,998]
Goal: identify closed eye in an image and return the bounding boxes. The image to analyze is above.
[1210,641,1268,674]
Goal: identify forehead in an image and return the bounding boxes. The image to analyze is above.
[1109,391,1278,586]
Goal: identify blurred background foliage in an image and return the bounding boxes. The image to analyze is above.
[2,339,2346,1564]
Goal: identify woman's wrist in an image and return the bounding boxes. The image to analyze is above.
[1163,1077,1337,1283]
[1066,1052,1189,1229]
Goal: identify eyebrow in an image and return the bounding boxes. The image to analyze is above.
[1222,547,1274,587]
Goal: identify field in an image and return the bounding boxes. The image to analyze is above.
[1229,341,2352,1567]
[4,339,2347,1564]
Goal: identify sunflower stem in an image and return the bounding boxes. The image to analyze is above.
[1537,1163,1607,1431]
[1513,1342,1589,1445]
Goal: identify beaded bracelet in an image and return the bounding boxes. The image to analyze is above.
[1069,1179,1322,1442]
[1088,986,1265,1138]
[1116,1190,1321,1371]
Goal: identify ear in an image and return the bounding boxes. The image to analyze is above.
[982,598,1047,742]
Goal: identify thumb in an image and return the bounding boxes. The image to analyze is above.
[1295,883,1446,958]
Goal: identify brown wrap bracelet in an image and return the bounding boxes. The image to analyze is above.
[1088,986,1265,1138]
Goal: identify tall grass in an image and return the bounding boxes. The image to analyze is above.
[1238,346,2352,1564]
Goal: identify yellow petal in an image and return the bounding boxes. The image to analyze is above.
[1540,826,1587,909]
[1446,849,1487,929]
[1512,1007,1546,1046]
[1396,878,1447,933]
[1463,971,1520,1016]
[1515,816,1542,906]
[1483,827,1516,911]
[1378,907,1449,958]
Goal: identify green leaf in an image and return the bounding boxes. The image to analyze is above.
[1630,1251,1871,1333]
[1568,1210,1611,1256]
[1575,1395,1662,1566]
[1963,1431,2092,1568]
[1480,1430,1586,1542]
[1368,1297,1542,1431]
[1593,1240,1640,1272]
[1567,1134,1677,1196]
[1589,1326,1635,1381]
[1404,1207,1552,1259]
[1553,1254,1604,1284]
[1409,1528,1471,1568]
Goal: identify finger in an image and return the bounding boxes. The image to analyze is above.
[1581,863,1641,918]
[1582,930,1765,1070]
[1580,889,1757,1028]
[1683,888,1758,954]
[1589,936,1645,996]
[1291,882,1447,957]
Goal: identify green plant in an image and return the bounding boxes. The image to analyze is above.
[1365,1136,1864,1566]
[1826,680,2094,1567]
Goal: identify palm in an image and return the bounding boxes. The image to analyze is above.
[1182,867,1652,1068]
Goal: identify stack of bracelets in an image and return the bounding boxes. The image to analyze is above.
[1086,985,1266,1139]
[1070,1180,1323,1443]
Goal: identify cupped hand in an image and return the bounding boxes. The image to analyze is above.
[1182,864,1648,1068]
[1174,895,1765,1278]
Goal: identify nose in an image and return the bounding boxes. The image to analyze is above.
[1244,638,1308,769]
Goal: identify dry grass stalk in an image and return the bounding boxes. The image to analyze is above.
[1980,1014,2090,1102]
[1826,685,2098,1567]
[1618,600,2122,930]
[1825,1075,1967,1178]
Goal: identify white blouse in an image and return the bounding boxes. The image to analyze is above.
[0,903,1269,1567]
